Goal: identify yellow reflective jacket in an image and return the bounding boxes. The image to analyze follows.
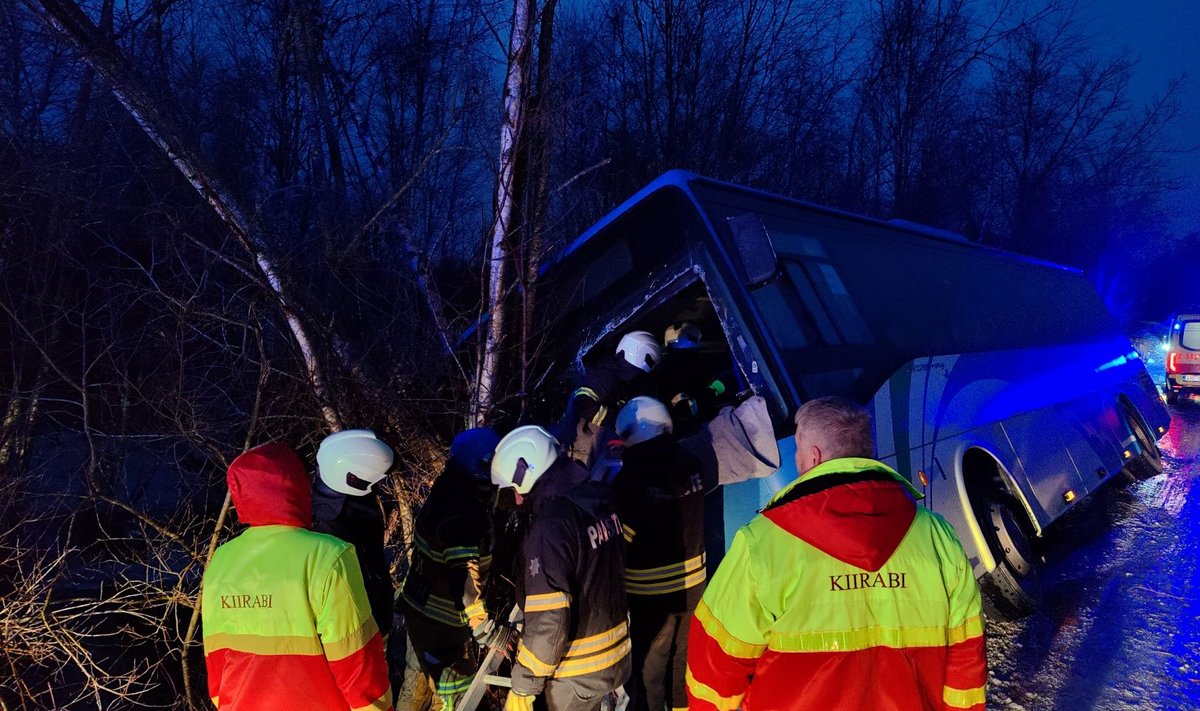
[202,443,392,711]
[686,458,986,711]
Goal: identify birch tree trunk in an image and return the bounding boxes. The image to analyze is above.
[474,0,537,426]
[25,0,343,433]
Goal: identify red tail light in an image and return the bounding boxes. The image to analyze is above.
[1168,352,1178,373]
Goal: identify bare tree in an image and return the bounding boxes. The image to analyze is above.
[475,0,542,425]
[5,0,499,706]
[977,7,1181,262]
[25,0,345,433]
[854,0,986,218]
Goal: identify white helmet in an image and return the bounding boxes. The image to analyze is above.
[317,429,395,496]
[616,396,673,446]
[616,331,662,373]
[491,425,560,495]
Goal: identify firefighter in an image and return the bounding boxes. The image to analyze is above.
[686,397,987,710]
[613,397,708,711]
[491,425,631,711]
[652,321,737,435]
[202,442,392,711]
[397,427,501,711]
[313,429,396,639]
[559,330,662,467]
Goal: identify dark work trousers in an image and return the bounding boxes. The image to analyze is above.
[629,598,691,711]
[540,679,605,711]
[404,610,475,680]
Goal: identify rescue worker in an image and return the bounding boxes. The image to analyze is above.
[490,425,631,711]
[559,330,662,466]
[652,322,736,435]
[686,397,987,711]
[313,429,396,638]
[613,397,708,711]
[202,442,393,711]
[397,427,501,711]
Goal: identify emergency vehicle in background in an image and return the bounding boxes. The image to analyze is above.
[1163,310,1200,404]
[534,170,1170,618]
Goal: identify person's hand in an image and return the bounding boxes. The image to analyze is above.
[504,691,536,711]
[471,618,494,645]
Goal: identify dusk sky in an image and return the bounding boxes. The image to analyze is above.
[1079,0,1200,237]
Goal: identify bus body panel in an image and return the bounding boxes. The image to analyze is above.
[538,170,1170,584]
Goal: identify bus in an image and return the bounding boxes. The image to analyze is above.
[534,170,1170,617]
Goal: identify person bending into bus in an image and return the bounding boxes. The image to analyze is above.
[558,330,662,467]
[613,397,709,711]
[686,397,987,711]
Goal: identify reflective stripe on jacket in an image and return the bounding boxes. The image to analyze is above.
[203,526,392,711]
[202,442,392,711]
[615,436,709,607]
[686,458,986,711]
[512,459,631,696]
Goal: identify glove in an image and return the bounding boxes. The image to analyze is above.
[504,691,536,711]
[471,618,495,645]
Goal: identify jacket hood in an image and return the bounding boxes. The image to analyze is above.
[763,458,917,572]
[227,442,313,528]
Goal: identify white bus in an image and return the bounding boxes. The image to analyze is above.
[535,171,1170,617]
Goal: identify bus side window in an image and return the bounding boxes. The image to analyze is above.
[784,260,873,347]
[809,262,872,346]
[752,279,810,350]
[784,261,842,346]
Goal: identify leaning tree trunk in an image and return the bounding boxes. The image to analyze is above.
[474,0,538,426]
[25,0,342,433]
[24,3,345,707]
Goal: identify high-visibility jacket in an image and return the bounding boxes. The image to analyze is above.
[313,484,393,637]
[687,458,986,711]
[202,442,393,711]
[512,458,632,698]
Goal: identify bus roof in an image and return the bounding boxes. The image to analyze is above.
[552,170,1080,276]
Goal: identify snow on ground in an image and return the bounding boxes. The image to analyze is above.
[986,401,1200,710]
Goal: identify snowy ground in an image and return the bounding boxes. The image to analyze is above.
[986,385,1200,709]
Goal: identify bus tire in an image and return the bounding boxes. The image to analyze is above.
[978,494,1040,619]
[980,561,1036,620]
[1123,402,1164,481]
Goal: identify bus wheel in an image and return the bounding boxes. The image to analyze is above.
[978,494,1041,619]
[1124,402,1164,481]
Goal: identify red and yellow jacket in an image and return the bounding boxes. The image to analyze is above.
[202,442,393,711]
[687,458,986,711]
